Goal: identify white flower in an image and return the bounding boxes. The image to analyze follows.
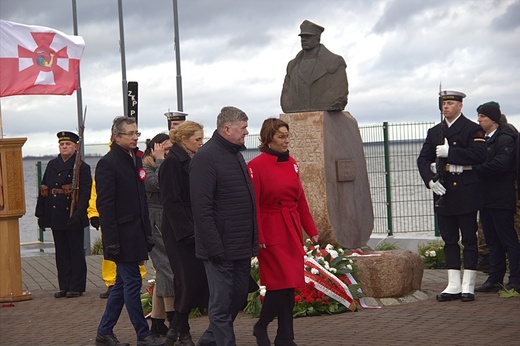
[251,257,259,267]
[329,267,337,273]
[347,264,353,270]
[147,279,155,285]
[259,285,266,296]
[325,244,334,250]
[311,268,319,275]
[430,250,436,257]
[338,248,345,255]
[324,261,330,269]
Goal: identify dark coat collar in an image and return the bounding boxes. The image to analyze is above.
[212,130,246,153]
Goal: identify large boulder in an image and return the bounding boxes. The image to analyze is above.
[354,250,423,298]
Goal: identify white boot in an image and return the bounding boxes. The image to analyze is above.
[442,269,462,294]
[461,269,477,302]
[437,269,462,302]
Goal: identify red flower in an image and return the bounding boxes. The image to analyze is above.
[294,295,302,303]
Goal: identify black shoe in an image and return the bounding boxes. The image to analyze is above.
[100,285,114,299]
[505,282,520,292]
[151,318,169,337]
[66,291,83,298]
[137,334,166,346]
[176,333,195,346]
[475,280,502,292]
[274,338,297,346]
[461,293,475,302]
[165,327,178,346]
[95,333,129,346]
[436,292,461,302]
[253,321,270,346]
[54,290,67,298]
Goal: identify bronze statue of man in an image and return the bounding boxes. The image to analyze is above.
[281,20,349,113]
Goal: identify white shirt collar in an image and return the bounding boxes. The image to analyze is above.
[445,113,462,128]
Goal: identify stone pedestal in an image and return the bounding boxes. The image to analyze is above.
[280,111,373,248]
[354,250,424,298]
[0,138,32,302]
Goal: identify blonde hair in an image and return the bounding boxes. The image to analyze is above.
[170,121,204,144]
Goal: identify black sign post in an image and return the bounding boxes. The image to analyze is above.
[127,81,138,123]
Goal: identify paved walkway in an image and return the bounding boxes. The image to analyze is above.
[1,247,519,346]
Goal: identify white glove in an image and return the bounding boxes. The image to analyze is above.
[430,162,437,174]
[448,164,464,173]
[436,138,449,158]
[429,180,446,196]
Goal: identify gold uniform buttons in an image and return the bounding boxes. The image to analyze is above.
[453,182,458,187]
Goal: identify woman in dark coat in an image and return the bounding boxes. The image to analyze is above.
[247,118,319,346]
[142,133,176,337]
[159,121,208,346]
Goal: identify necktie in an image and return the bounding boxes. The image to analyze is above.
[484,135,490,142]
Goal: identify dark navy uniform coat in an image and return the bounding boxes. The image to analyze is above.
[35,152,92,229]
[417,114,487,215]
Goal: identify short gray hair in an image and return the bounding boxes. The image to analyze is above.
[216,106,248,131]
[111,116,136,135]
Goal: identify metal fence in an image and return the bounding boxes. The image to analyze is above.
[79,122,439,235]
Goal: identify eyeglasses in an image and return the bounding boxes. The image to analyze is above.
[119,131,141,137]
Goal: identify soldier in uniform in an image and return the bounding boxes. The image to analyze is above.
[35,131,92,298]
[417,90,487,302]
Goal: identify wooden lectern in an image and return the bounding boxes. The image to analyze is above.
[0,138,32,302]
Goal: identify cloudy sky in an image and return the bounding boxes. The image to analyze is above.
[1,0,519,156]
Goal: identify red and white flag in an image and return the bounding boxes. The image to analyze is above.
[0,20,85,97]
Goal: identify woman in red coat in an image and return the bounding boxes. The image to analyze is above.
[248,118,319,346]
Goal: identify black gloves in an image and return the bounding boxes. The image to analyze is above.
[67,215,82,229]
[37,218,45,230]
[105,244,121,261]
[146,236,155,252]
[209,254,224,264]
[90,217,100,230]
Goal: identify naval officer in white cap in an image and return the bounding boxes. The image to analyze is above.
[417,89,487,302]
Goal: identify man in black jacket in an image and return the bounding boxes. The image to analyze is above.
[95,116,163,346]
[417,90,487,302]
[473,103,520,293]
[35,131,92,299]
[190,106,258,346]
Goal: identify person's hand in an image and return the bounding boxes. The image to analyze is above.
[67,215,82,229]
[428,180,446,196]
[259,243,267,249]
[209,254,224,264]
[448,164,464,173]
[151,142,166,160]
[311,234,319,244]
[436,138,449,158]
[37,218,46,230]
[105,244,121,261]
[146,236,155,252]
[429,162,437,174]
[90,217,100,230]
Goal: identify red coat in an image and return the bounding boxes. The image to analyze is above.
[248,152,318,290]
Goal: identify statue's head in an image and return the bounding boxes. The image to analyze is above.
[299,20,324,50]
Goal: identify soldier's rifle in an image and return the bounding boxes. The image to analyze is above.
[70,106,87,218]
[434,83,446,208]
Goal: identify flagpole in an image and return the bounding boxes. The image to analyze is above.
[118,0,129,118]
[173,0,183,112]
[72,0,90,256]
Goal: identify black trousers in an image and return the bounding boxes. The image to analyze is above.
[437,212,478,270]
[257,288,295,342]
[52,228,87,292]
